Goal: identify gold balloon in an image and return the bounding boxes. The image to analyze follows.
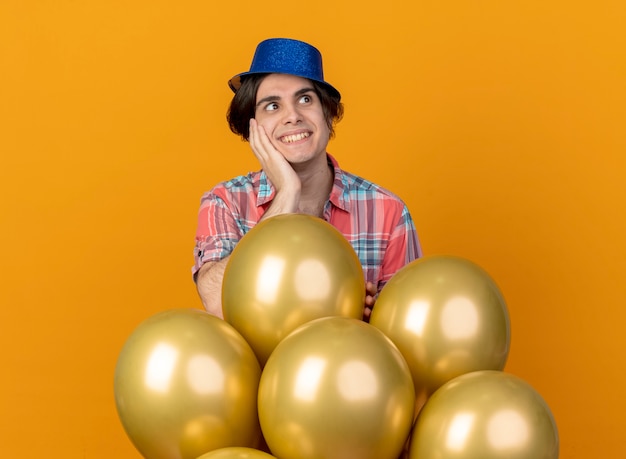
[370,255,510,405]
[222,214,365,366]
[409,371,559,458]
[196,447,276,458]
[258,317,415,459]
[114,309,262,459]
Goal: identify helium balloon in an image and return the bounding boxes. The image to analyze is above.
[409,371,559,458]
[114,309,262,459]
[370,255,510,406]
[222,214,365,366]
[197,447,277,458]
[258,316,415,459]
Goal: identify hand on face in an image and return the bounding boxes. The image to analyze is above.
[249,118,301,213]
[249,74,332,217]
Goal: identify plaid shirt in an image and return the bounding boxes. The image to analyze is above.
[193,154,421,291]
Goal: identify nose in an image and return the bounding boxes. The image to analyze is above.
[282,102,302,124]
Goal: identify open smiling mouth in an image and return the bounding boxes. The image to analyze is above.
[280,132,310,143]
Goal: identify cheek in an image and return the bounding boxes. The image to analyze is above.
[314,112,331,135]
[318,119,331,139]
[255,115,276,135]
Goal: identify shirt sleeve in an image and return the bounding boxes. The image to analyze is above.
[379,204,422,289]
[192,191,243,280]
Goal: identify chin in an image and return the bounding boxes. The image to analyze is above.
[286,148,326,163]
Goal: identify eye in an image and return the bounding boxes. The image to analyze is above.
[299,94,312,104]
[265,102,279,111]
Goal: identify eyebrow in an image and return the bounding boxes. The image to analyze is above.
[255,86,316,109]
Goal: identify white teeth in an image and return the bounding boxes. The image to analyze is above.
[281,132,309,143]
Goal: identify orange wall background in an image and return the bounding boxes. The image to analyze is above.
[1,1,624,457]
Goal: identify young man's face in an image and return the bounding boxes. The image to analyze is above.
[254,74,331,165]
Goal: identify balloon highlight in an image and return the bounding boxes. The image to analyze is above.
[370,255,510,407]
[408,370,559,459]
[114,309,262,459]
[222,214,365,366]
[258,317,415,459]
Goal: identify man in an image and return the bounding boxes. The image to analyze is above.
[193,38,421,321]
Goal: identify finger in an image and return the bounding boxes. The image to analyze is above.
[249,121,274,169]
[256,123,278,157]
[249,120,276,166]
[249,119,262,155]
[249,118,256,137]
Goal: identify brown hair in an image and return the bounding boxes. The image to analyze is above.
[227,74,344,141]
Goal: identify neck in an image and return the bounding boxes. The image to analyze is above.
[295,154,333,217]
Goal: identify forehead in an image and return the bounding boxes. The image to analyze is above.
[256,74,314,100]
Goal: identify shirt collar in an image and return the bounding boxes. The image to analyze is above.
[256,153,351,211]
[327,153,350,212]
[257,170,274,207]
